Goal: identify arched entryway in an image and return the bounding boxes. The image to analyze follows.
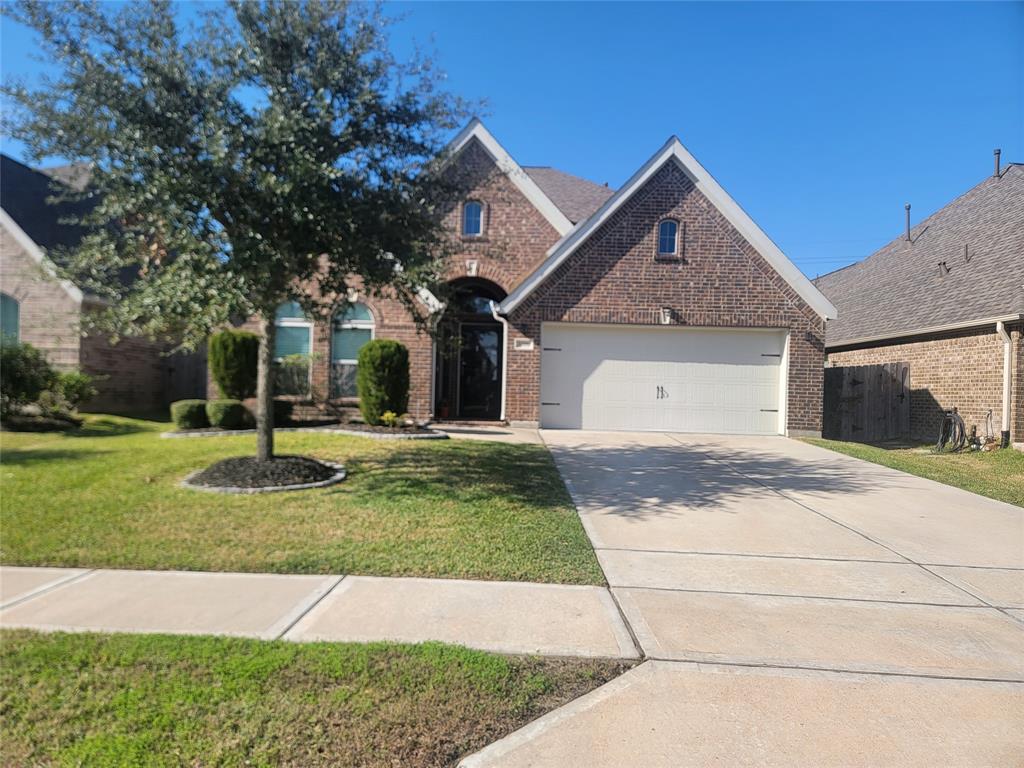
[434,278,505,420]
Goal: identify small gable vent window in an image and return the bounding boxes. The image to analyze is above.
[657,219,679,257]
[463,201,483,237]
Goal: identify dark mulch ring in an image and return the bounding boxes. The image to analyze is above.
[189,455,339,489]
[1,414,82,432]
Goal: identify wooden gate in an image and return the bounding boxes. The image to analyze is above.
[822,363,910,443]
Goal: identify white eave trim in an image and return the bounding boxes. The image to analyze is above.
[499,136,838,321]
[0,206,85,304]
[447,118,574,237]
[826,313,1024,349]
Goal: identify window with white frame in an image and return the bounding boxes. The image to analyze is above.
[657,219,679,257]
[331,302,374,398]
[462,201,483,237]
[274,300,313,395]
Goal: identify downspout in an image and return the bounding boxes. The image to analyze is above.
[996,321,1012,448]
[489,300,509,423]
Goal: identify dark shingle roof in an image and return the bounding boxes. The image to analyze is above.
[1,154,93,251]
[523,166,614,224]
[815,164,1024,346]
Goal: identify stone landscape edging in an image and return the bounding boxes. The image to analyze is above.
[161,426,448,440]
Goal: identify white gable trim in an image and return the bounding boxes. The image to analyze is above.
[0,206,85,304]
[499,137,838,320]
[447,119,574,237]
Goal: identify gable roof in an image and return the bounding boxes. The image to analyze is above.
[0,153,94,303]
[523,166,613,224]
[500,136,837,319]
[447,119,574,236]
[815,163,1024,347]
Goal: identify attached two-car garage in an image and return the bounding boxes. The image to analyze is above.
[539,324,787,434]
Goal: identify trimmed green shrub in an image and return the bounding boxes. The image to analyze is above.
[356,340,409,426]
[55,371,97,411]
[205,399,247,429]
[208,330,259,399]
[273,399,293,425]
[170,399,209,430]
[0,342,57,418]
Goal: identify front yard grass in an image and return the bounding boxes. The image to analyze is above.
[0,629,631,767]
[803,438,1024,507]
[0,415,603,584]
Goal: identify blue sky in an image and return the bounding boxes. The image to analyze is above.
[2,1,1021,278]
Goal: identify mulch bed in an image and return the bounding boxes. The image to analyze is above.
[188,455,337,489]
[337,422,435,435]
[1,414,82,432]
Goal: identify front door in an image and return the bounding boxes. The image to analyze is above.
[458,323,502,419]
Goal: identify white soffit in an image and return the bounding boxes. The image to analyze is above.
[447,118,574,237]
[500,137,838,320]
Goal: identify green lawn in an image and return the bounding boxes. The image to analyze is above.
[803,438,1024,507]
[0,630,630,767]
[0,415,603,584]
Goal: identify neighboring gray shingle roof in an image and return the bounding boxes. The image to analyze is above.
[523,166,614,224]
[1,154,94,252]
[815,163,1024,346]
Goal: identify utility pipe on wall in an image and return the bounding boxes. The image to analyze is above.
[490,300,509,422]
[996,321,1012,448]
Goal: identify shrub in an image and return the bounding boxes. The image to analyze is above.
[208,330,259,399]
[379,410,399,428]
[170,399,209,430]
[0,342,57,418]
[356,340,409,426]
[206,399,247,429]
[273,399,293,425]
[54,371,97,411]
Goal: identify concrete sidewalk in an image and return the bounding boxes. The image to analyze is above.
[0,566,637,659]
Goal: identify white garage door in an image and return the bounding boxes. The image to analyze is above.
[540,324,787,434]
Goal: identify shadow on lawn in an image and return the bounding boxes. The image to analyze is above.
[0,447,110,465]
[546,439,911,521]
[335,441,568,509]
[66,416,156,438]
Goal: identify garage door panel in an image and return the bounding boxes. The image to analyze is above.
[541,324,785,435]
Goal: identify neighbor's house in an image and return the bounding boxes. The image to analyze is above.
[224,119,836,436]
[815,158,1023,448]
[0,154,204,412]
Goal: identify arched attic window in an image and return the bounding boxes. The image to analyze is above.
[657,219,679,257]
[462,201,483,237]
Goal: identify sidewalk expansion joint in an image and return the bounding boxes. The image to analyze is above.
[274,575,346,640]
[0,568,97,611]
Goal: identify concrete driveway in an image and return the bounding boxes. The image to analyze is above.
[462,432,1024,767]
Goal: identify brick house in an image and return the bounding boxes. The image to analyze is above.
[815,157,1023,448]
[0,154,205,413]
[235,119,836,436]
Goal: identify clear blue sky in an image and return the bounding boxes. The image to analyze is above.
[2,1,1021,278]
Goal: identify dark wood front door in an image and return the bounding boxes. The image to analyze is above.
[458,323,502,420]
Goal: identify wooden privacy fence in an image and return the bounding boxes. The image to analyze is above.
[823,362,910,443]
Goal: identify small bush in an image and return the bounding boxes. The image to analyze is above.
[205,399,247,429]
[273,399,293,425]
[356,340,409,426]
[208,330,259,400]
[54,371,97,411]
[379,410,400,428]
[171,399,209,430]
[0,342,57,418]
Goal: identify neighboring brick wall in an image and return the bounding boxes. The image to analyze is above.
[826,323,1022,443]
[0,224,82,369]
[504,161,826,432]
[79,316,169,414]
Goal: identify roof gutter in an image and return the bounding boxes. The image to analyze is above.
[826,313,1024,350]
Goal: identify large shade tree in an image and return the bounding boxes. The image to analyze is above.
[3,0,469,460]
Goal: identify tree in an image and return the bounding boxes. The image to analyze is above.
[3,0,468,461]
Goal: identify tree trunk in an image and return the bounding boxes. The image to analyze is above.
[256,316,275,462]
